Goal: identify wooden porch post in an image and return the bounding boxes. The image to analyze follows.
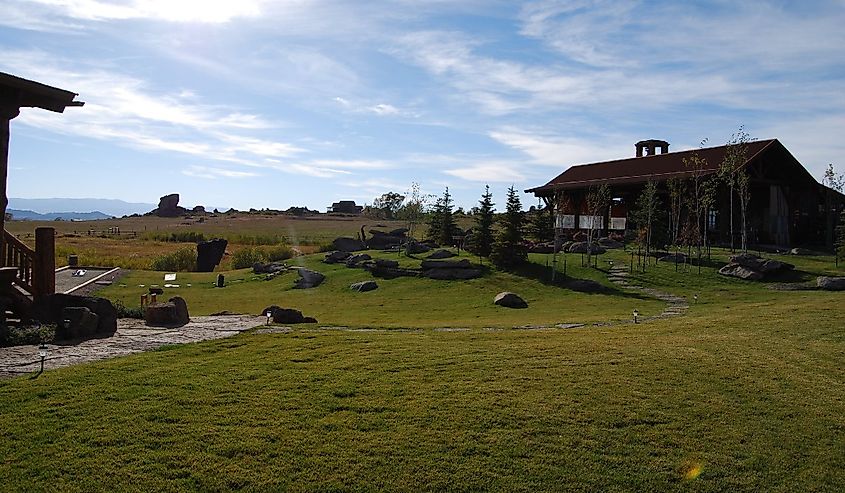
[34,227,55,297]
[0,105,18,267]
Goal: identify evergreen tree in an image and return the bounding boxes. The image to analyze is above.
[468,185,495,257]
[490,186,527,268]
[529,204,555,243]
[426,187,456,246]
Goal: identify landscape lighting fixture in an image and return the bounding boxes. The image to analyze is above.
[266,311,272,326]
[37,343,48,373]
[633,309,639,324]
[693,294,699,303]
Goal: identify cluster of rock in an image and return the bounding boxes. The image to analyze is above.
[262,305,317,324]
[323,249,483,281]
[330,229,433,254]
[31,293,118,340]
[251,262,325,289]
[718,253,794,280]
[144,296,190,328]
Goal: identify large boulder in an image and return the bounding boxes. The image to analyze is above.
[31,293,117,336]
[345,253,372,267]
[568,242,606,254]
[323,251,351,264]
[262,305,317,324]
[332,237,367,252]
[817,276,845,291]
[57,306,99,340]
[144,296,190,328]
[366,230,405,250]
[404,241,431,254]
[494,292,528,309]
[350,280,378,292]
[196,238,227,272]
[253,261,287,274]
[718,263,764,281]
[427,249,457,259]
[730,253,794,273]
[293,268,325,289]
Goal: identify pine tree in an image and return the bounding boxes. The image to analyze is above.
[529,205,555,243]
[468,185,495,257]
[490,186,527,268]
[426,187,456,246]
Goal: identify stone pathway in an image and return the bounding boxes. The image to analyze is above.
[0,315,264,379]
[607,264,689,321]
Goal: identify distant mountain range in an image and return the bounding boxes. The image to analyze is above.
[8,198,156,217]
[7,209,114,221]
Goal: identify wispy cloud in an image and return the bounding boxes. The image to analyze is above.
[11,0,264,24]
[182,165,260,179]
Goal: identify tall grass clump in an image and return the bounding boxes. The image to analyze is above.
[226,234,288,246]
[142,231,207,243]
[266,244,294,262]
[230,247,268,269]
[150,247,197,272]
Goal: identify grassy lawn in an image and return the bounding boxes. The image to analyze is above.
[96,251,665,327]
[2,237,844,490]
[1,291,842,491]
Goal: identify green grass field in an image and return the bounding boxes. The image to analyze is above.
[1,219,843,491]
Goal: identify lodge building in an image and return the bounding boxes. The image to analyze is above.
[526,139,845,249]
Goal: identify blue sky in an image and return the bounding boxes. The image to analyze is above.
[2,0,844,212]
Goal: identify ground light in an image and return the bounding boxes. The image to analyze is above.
[693,294,699,303]
[266,311,273,326]
[37,343,48,373]
[633,309,639,324]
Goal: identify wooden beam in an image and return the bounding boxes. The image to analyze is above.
[34,227,55,297]
[0,105,19,266]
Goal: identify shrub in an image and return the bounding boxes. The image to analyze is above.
[113,300,144,319]
[150,247,197,272]
[1,323,55,348]
[231,247,268,269]
[266,244,294,262]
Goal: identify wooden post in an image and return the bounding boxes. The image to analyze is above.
[34,227,55,297]
[0,105,19,264]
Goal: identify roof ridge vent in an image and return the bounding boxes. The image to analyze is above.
[636,139,669,157]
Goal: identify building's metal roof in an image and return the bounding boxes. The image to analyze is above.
[526,139,779,194]
[0,71,84,113]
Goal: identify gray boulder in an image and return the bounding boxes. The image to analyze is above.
[568,242,606,254]
[374,259,399,269]
[366,231,405,250]
[350,280,378,292]
[31,293,117,336]
[730,253,793,273]
[405,241,431,254]
[57,306,99,340]
[332,237,367,252]
[718,263,764,281]
[817,276,845,291]
[323,251,350,264]
[427,249,457,259]
[790,248,819,256]
[494,292,528,309]
[345,253,372,267]
[293,268,325,289]
[262,305,317,324]
[253,261,287,274]
[144,296,190,328]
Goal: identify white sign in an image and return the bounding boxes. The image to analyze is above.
[578,215,603,229]
[610,217,627,230]
[556,214,575,229]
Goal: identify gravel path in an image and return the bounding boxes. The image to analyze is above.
[0,315,264,379]
[607,264,690,321]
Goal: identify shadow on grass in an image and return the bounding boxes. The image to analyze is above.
[509,260,653,301]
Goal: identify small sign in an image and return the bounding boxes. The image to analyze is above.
[164,273,177,281]
[556,214,575,229]
[610,217,627,230]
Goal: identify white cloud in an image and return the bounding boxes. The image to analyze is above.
[489,128,632,166]
[182,165,259,179]
[444,162,526,183]
[16,0,264,24]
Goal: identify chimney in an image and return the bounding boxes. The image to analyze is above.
[635,139,670,157]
